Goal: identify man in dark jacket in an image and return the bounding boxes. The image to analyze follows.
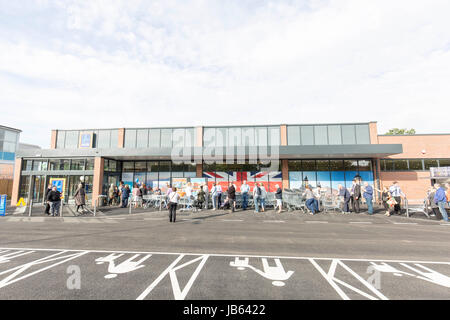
[350,179,361,213]
[47,186,61,217]
[121,185,130,208]
[44,183,52,215]
[339,184,351,213]
[227,183,236,213]
[275,185,282,213]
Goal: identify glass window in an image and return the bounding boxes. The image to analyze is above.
[185,128,195,147]
[149,129,161,147]
[71,159,85,171]
[355,124,370,144]
[424,159,438,170]
[123,161,134,172]
[394,160,408,171]
[159,161,171,182]
[268,127,280,146]
[287,126,300,145]
[97,130,111,148]
[136,129,149,148]
[256,127,267,146]
[3,142,16,153]
[65,131,79,149]
[228,128,241,147]
[358,160,372,171]
[124,129,137,148]
[408,159,423,170]
[344,160,358,171]
[22,160,33,171]
[4,131,17,142]
[288,160,302,171]
[314,126,328,145]
[329,160,344,171]
[135,161,147,172]
[328,125,342,145]
[147,161,159,172]
[301,160,316,171]
[161,129,172,147]
[172,128,185,147]
[438,159,450,167]
[19,175,31,200]
[242,127,255,146]
[384,159,394,171]
[215,128,227,147]
[342,125,356,144]
[203,128,216,147]
[316,160,329,171]
[85,159,95,170]
[171,163,185,178]
[300,126,314,145]
[56,131,65,149]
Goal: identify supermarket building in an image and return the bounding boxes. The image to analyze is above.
[11,122,450,206]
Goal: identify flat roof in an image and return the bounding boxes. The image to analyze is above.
[0,125,22,133]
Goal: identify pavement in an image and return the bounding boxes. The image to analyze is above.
[0,207,449,300]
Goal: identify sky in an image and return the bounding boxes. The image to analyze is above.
[1,0,449,148]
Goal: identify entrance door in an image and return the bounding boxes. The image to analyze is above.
[32,175,46,203]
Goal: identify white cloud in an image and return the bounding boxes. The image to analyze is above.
[0,0,449,147]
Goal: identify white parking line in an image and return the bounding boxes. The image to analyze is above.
[263,220,285,223]
[393,222,418,225]
[305,221,328,224]
[350,222,372,224]
[221,219,244,222]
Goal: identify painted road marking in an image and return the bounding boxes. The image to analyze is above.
[263,220,285,223]
[394,222,418,225]
[305,221,328,224]
[349,222,372,224]
[0,247,449,300]
[221,219,244,222]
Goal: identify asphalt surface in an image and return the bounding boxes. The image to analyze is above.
[0,208,449,300]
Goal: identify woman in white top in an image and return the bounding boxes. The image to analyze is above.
[132,183,142,208]
[168,187,180,223]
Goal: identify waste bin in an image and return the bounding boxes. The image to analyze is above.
[98,195,107,207]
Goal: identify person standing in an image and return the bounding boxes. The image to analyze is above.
[363,182,374,215]
[203,184,209,210]
[74,183,86,214]
[108,184,115,206]
[227,183,236,213]
[350,179,361,213]
[216,183,223,209]
[47,186,61,217]
[434,183,449,222]
[118,181,124,207]
[197,186,205,211]
[44,183,52,215]
[211,183,217,210]
[132,183,142,208]
[338,184,351,213]
[275,184,282,213]
[389,181,405,215]
[240,181,250,210]
[121,185,130,208]
[427,187,440,218]
[168,187,180,223]
[253,184,261,213]
[259,183,267,212]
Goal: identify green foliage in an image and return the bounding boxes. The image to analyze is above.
[385,128,416,135]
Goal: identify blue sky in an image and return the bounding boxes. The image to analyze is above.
[1,0,449,147]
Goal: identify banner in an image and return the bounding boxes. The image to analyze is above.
[49,178,66,199]
[0,195,6,216]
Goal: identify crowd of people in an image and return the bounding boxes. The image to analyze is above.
[100,179,450,223]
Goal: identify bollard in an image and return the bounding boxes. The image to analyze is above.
[129,197,132,215]
[94,199,97,217]
[60,199,63,217]
[28,199,33,217]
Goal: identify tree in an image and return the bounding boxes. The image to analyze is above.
[385,128,416,135]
